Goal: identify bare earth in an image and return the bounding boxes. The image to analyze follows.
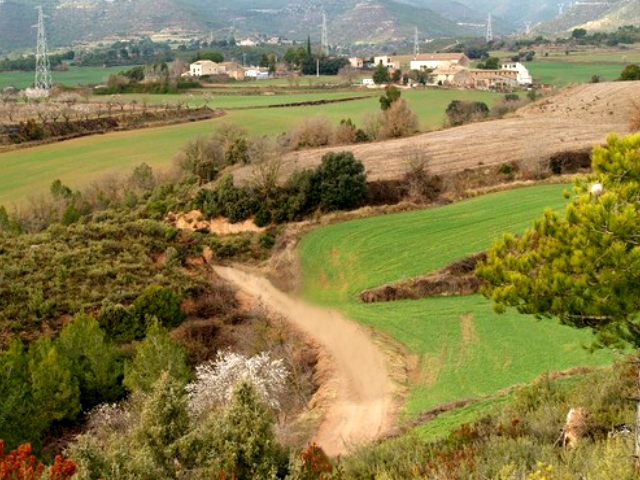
[213,266,397,456]
[234,81,640,183]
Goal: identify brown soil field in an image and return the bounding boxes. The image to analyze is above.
[233,81,640,183]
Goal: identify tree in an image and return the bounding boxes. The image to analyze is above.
[478,134,640,349]
[372,63,390,85]
[477,132,640,464]
[123,320,190,393]
[130,285,185,330]
[477,56,500,70]
[209,382,282,479]
[619,64,640,81]
[379,85,401,110]
[313,152,367,211]
[572,28,588,39]
[56,313,124,409]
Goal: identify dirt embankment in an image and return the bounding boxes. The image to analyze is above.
[213,266,398,456]
[233,81,639,184]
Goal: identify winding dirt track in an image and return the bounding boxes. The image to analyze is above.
[213,266,396,456]
[234,81,640,183]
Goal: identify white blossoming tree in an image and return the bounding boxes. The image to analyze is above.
[186,350,288,417]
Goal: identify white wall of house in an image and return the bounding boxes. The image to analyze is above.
[500,62,533,85]
[374,56,394,68]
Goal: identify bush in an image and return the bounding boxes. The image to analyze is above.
[446,100,490,126]
[130,285,186,330]
[379,98,419,138]
[289,117,334,150]
[314,152,367,212]
[97,302,145,342]
[123,321,191,393]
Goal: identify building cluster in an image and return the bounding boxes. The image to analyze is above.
[352,53,533,89]
[186,60,271,80]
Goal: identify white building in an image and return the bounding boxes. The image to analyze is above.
[189,60,225,77]
[244,68,270,80]
[373,55,395,69]
[349,57,364,69]
[500,62,533,86]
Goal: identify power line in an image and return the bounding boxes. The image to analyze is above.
[34,5,52,92]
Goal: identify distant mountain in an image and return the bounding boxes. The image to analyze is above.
[534,0,637,35]
[454,0,560,25]
[0,0,496,54]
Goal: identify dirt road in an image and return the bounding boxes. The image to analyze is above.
[213,266,396,456]
[234,81,639,183]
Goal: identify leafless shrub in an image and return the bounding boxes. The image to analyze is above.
[334,119,357,145]
[379,99,419,139]
[403,149,442,203]
[251,157,283,193]
[629,99,640,131]
[362,111,384,141]
[490,98,529,119]
[289,117,334,150]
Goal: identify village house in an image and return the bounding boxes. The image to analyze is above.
[373,55,395,69]
[429,64,471,87]
[410,53,471,71]
[189,60,226,77]
[500,62,533,86]
[244,68,270,80]
[349,57,364,69]
[468,69,519,89]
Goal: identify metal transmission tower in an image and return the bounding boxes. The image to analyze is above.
[524,21,532,35]
[558,3,565,15]
[321,9,329,56]
[414,26,420,59]
[485,13,493,42]
[34,6,52,91]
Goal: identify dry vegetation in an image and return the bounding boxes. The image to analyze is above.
[233,81,640,184]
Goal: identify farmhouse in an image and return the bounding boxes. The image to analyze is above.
[468,69,519,89]
[500,62,533,86]
[349,57,364,69]
[429,65,471,87]
[410,53,471,71]
[374,55,395,69]
[189,60,226,77]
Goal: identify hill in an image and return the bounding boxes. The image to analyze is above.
[535,0,639,35]
[0,0,482,53]
[233,81,637,185]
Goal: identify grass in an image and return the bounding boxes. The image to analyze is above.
[0,88,501,206]
[298,185,613,419]
[0,65,126,90]
[527,61,623,86]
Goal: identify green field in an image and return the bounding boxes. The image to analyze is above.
[527,61,623,86]
[0,65,126,90]
[298,185,612,420]
[0,88,500,206]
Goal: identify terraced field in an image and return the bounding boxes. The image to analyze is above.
[298,184,613,421]
[0,88,499,206]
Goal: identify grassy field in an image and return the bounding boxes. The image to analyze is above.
[527,61,623,86]
[0,88,500,206]
[0,65,126,90]
[298,184,613,422]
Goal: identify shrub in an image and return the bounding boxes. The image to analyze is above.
[290,117,333,150]
[379,85,401,110]
[130,285,186,330]
[123,321,191,393]
[379,98,419,138]
[314,152,367,212]
[446,100,490,126]
[179,136,225,184]
[97,302,145,342]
